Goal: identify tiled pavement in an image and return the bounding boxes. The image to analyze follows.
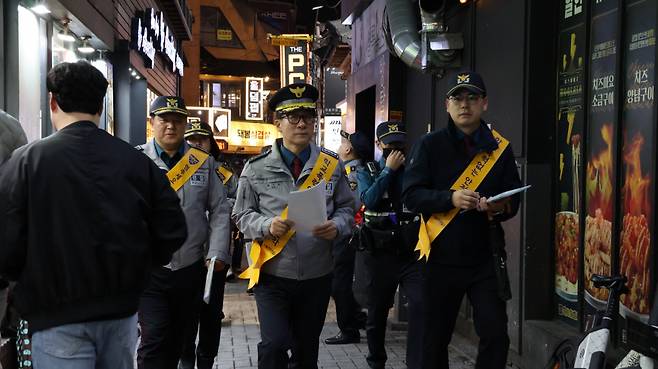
[214,279,479,369]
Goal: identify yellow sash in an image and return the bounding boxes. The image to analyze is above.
[166,147,209,191]
[416,130,509,261]
[240,149,340,288]
[215,164,233,185]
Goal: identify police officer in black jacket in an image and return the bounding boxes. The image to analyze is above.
[356,122,428,369]
[402,71,522,369]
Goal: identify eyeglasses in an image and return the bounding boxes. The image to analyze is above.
[284,113,317,125]
[448,94,483,104]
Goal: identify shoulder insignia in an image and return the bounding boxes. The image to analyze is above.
[349,181,358,191]
[248,148,272,163]
[135,145,144,151]
[366,161,379,175]
[320,147,339,159]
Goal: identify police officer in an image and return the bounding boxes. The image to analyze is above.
[402,71,521,369]
[357,121,428,369]
[324,130,370,345]
[179,121,236,369]
[232,83,354,369]
[137,97,232,369]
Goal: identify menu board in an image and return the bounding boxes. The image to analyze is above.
[555,2,588,325]
[619,0,656,324]
[584,0,620,313]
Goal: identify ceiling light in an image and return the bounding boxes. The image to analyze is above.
[57,19,76,42]
[264,76,270,82]
[77,36,95,54]
[131,71,137,76]
[31,3,50,15]
[135,76,141,80]
[312,5,323,10]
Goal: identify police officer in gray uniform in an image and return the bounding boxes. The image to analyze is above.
[232,83,354,369]
[324,130,370,345]
[137,96,231,369]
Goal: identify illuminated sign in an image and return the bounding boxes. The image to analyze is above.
[187,106,232,137]
[130,8,184,76]
[280,39,309,86]
[229,121,280,147]
[323,112,342,152]
[246,77,264,121]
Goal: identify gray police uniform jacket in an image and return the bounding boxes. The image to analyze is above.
[232,141,355,280]
[139,139,231,270]
[344,159,363,208]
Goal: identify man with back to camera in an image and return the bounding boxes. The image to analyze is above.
[402,71,522,369]
[0,60,187,369]
[232,82,354,369]
[323,129,369,345]
[137,96,232,369]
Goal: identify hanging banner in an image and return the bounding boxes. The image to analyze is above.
[555,0,588,326]
[583,0,620,315]
[619,0,656,326]
[280,39,310,87]
[246,77,264,121]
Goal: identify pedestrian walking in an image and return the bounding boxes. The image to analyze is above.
[232,83,355,369]
[402,71,522,369]
[356,121,428,369]
[0,60,187,369]
[324,130,370,345]
[136,97,232,369]
[178,121,235,369]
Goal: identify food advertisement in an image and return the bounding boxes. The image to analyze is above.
[619,0,656,323]
[555,4,588,325]
[584,0,619,310]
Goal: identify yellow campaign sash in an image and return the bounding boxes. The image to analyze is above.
[166,147,209,191]
[416,130,509,261]
[240,149,340,288]
[216,164,233,185]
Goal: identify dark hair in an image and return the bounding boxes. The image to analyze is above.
[46,61,108,115]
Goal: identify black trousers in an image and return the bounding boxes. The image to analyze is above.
[363,249,428,369]
[426,262,509,369]
[179,268,228,369]
[254,273,332,369]
[137,261,205,369]
[332,238,362,336]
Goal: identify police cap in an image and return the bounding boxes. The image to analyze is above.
[340,130,370,159]
[150,96,188,116]
[268,83,318,113]
[445,71,487,97]
[185,121,213,138]
[376,121,406,144]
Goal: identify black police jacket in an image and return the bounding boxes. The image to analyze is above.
[0,121,187,332]
[402,119,522,266]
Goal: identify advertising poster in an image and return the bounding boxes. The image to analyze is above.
[584,0,620,314]
[555,0,587,325]
[619,0,656,325]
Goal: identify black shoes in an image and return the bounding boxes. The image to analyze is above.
[324,331,360,345]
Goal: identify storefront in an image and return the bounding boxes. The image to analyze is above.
[4,0,114,142]
[343,0,656,366]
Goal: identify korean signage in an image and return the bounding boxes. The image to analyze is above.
[352,0,387,71]
[555,0,587,326]
[246,77,264,121]
[323,111,342,152]
[583,0,619,315]
[280,40,309,87]
[618,0,656,329]
[228,121,280,147]
[130,8,184,76]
